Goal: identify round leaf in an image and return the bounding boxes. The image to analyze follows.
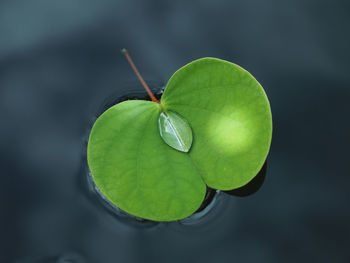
[87,100,206,221]
[158,111,193,152]
[161,58,272,190]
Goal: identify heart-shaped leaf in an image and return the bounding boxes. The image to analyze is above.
[87,57,272,221]
[158,111,193,152]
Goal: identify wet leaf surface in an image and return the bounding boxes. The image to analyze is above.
[158,111,193,152]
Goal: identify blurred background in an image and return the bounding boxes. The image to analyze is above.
[1,0,349,262]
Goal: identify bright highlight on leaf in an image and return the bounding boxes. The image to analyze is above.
[161,58,272,191]
[87,57,272,221]
[158,111,193,152]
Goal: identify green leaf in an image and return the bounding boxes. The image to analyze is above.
[161,57,272,190]
[87,100,206,221]
[158,111,193,152]
[87,57,272,221]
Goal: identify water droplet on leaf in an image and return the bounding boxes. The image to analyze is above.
[158,111,193,152]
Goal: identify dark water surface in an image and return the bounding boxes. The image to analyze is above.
[1,1,350,262]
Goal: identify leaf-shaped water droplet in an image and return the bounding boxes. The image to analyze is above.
[158,111,193,152]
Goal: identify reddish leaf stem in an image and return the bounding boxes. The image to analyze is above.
[121,49,159,103]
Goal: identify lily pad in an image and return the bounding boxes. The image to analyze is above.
[87,57,272,221]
